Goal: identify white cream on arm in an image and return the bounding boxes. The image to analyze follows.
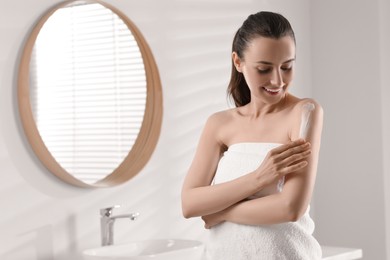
[277,102,315,193]
[299,102,315,140]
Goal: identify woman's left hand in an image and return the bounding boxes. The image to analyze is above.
[202,211,225,229]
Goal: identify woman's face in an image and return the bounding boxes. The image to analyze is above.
[233,36,296,104]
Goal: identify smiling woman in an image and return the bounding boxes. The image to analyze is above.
[181,11,323,260]
[18,0,163,188]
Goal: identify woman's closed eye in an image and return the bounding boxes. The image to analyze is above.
[257,68,271,74]
[257,67,292,74]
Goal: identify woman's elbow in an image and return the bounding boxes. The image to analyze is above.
[182,205,193,219]
[286,210,301,222]
[285,201,307,222]
[182,204,201,218]
[181,196,196,219]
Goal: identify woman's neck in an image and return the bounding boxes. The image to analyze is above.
[245,94,289,118]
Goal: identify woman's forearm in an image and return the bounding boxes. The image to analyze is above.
[182,171,263,218]
[221,193,299,225]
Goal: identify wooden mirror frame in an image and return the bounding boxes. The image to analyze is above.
[18,0,163,188]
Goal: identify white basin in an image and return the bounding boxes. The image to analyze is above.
[82,239,204,260]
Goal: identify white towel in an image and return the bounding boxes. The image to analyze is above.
[206,143,322,260]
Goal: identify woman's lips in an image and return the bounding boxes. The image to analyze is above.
[263,87,282,95]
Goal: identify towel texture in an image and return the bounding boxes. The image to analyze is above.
[206,143,322,260]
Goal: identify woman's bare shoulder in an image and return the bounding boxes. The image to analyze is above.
[290,97,323,115]
[288,97,323,139]
[206,107,238,125]
[203,108,238,147]
[285,96,323,129]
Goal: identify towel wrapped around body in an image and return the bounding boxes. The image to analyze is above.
[205,142,322,260]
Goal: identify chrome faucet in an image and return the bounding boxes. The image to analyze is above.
[100,205,139,246]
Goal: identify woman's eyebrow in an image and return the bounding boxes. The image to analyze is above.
[256,58,295,65]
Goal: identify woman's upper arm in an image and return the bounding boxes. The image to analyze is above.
[182,113,225,192]
[282,99,324,219]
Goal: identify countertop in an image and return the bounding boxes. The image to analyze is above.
[322,246,363,260]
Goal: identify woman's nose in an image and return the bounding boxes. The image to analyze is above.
[270,69,284,87]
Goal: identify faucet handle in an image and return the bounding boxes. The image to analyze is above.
[100,205,121,217]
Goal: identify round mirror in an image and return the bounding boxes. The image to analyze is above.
[18,0,163,188]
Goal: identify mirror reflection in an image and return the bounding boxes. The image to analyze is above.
[29,2,147,184]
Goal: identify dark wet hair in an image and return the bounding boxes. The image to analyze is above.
[227,11,296,107]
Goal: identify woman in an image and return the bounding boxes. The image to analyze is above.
[181,11,323,259]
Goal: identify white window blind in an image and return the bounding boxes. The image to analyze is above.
[30,3,147,184]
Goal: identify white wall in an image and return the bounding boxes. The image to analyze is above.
[0,0,312,259]
[379,0,390,258]
[311,0,388,259]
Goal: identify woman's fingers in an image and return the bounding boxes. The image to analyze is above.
[270,139,306,154]
[279,160,308,175]
[202,213,224,229]
[272,140,311,162]
[256,139,312,186]
[278,149,311,167]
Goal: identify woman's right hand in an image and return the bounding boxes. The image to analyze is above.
[254,139,311,188]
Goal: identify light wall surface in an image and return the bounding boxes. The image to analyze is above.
[379,0,390,258]
[311,0,389,259]
[3,1,390,259]
[0,1,312,259]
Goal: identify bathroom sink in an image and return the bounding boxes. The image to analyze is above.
[82,239,204,260]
